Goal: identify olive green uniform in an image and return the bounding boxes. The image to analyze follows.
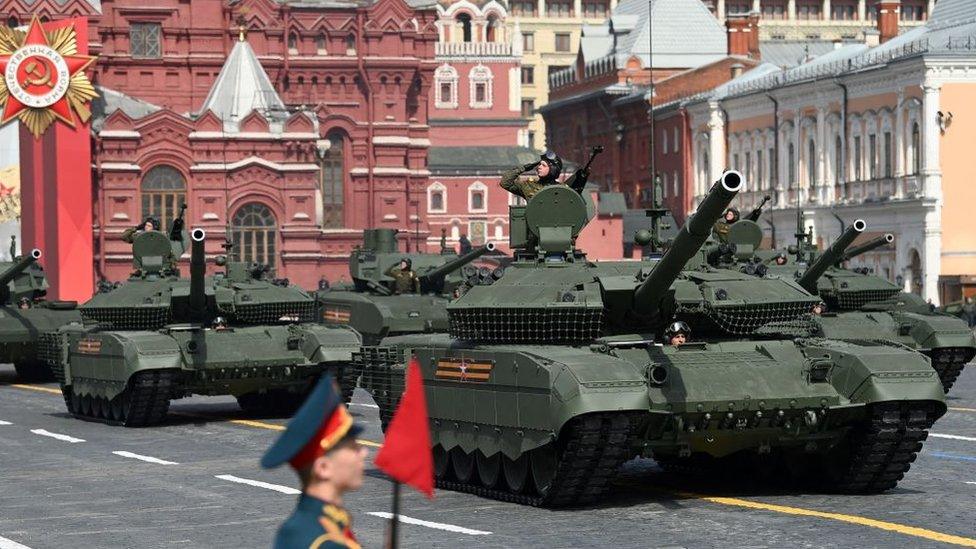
[385,265,420,294]
[499,165,589,201]
[120,226,141,244]
[712,221,732,243]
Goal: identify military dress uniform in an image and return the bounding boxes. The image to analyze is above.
[384,265,420,294]
[261,376,365,549]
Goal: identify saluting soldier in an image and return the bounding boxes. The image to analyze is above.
[385,258,420,294]
[500,150,590,201]
[262,376,367,549]
[121,216,160,244]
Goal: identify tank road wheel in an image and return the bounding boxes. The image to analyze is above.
[450,447,476,483]
[69,389,83,415]
[475,451,502,488]
[80,394,93,416]
[530,445,559,497]
[502,453,531,493]
[433,445,451,480]
[109,396,125,422]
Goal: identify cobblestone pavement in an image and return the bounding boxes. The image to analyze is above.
[1,364,974,549]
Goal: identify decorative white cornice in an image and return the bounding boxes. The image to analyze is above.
[188,131,318,140]
[98,130,140,139]
[100,162,142,171]
[190,156,319,172]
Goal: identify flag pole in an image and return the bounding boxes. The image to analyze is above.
[389,480,402,549]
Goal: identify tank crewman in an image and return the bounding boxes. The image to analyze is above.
[385,258,420,294]
[811,302,827,316]
[262,376,367,549]
[17,297,31,310]
[664,321,691,346]
[712,207,739,243]
[774,254,788,266]
[500,150,570,200]
[121,216,160,244]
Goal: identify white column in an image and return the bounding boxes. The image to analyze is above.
[718,0,726,19]
[816,106,827,203]
[857,0,866,20]
[921,83,942,200]
[793,113,801,200]
[753,0,761,12]
[922,208,942,305]
[538,0,546,17]
[573,0,582,17]
[610,0,618,11]
[927,0,935,19]
[894,91,906,198]
[788,0,797,20]
[823,0,831,20]
[708,101,726,183]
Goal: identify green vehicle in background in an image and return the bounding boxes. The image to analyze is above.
[48,221,361,426]
[357,172,945,507]
[719,213,975,393]
[0,247,82,381]
[316,228,498,344]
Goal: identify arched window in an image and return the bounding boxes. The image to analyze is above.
[469,64,493,109]
[911,122,920,175]
[316,33,327,55]
[486,15,500,42]
[434,64,459,109]
[468,182,487,212]
[320,132,345,228]
[231,203,277,268]
[456,13,472,43]
[660,172,668,198]
[141,165,186,231]
[428,183,446,213]
[7,15,19,28]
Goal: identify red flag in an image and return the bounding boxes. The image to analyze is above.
[374,356,435,498]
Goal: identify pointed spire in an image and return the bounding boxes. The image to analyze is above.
[198,39,286,131]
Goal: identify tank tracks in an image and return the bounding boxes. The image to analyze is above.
[826,400,940,493]
[927,348,974,393]
[61,370,176,427]
[435,412,643,507]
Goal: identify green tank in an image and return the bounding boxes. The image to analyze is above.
[317,228,498,344]
[357,172,945,506]
[49,226,361,426]
[0,249,83,381]
[723,215,975,393]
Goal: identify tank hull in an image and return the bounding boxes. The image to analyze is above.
[317,290,450,345]
[0,305,82,381]
[358,334,945,506]
[52,322,361,426]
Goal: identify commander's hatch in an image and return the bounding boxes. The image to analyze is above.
[514,186,595,260]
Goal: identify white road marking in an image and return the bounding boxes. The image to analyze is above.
[112,451,179,465]
[930,433,976,442]
[967,482,976,486]
[367,512,492,536]
[29,429,84,443]
[349,402,379,409]
[215,474,300,495]
[0,534,33,549]
[0,420,12,426]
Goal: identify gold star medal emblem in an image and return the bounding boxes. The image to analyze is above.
[0,15,98,138]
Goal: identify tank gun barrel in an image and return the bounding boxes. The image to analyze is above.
[797,219,865,292]
[0,248,41,288]
[634,171,744,314]
[838,233,894,264]
[419,242,497,285]
[189,229,207,321]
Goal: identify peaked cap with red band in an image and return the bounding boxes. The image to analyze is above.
[260,375,363,470]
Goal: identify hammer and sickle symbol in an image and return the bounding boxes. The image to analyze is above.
[21,60,54,89]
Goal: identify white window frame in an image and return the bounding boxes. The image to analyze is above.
[673,127,680,152]
[435,64,459,109]
[428,182,447,213]
[468,181,488,213]
[469,64,494,109]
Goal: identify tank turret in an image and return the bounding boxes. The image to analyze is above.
[797,219,865,292]
[634,171,744,314]
[0,248,41,290]
[418,242,496,291]
[838,233,894,264]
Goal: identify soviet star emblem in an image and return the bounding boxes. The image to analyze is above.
[0,15,97,137]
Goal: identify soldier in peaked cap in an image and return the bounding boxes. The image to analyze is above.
[262,376,367,549]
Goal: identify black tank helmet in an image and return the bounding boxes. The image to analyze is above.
[143,216,160,231]
[539,150,563,184]
[664,320,691,339]
[400,257,412,269]
[723,207,740,223]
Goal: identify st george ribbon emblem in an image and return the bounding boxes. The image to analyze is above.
[0,15,97,137]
